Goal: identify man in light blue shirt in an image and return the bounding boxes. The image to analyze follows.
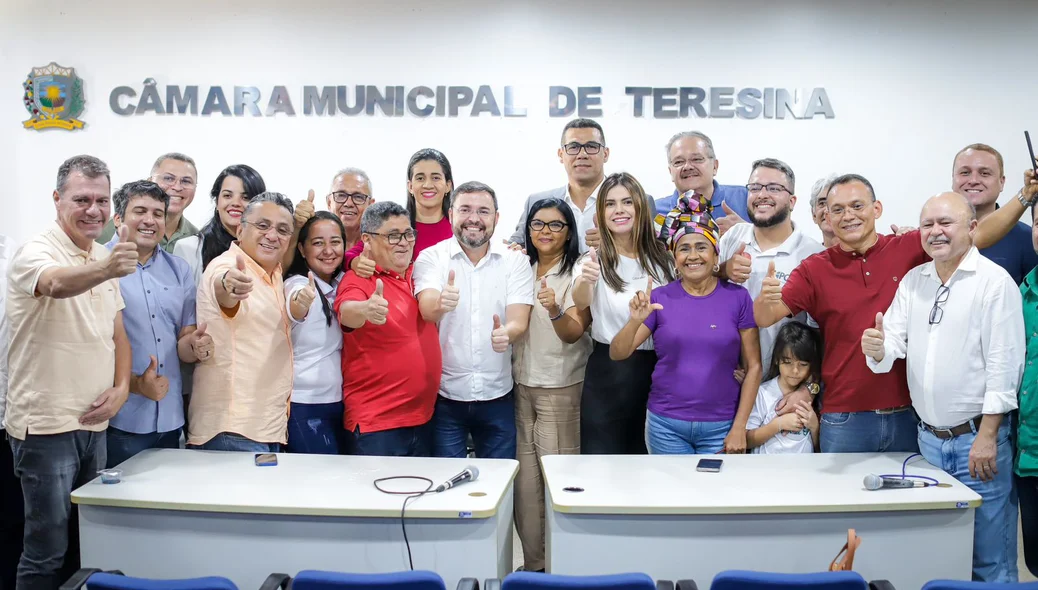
[104,180,214,467]
[655,131,750,234]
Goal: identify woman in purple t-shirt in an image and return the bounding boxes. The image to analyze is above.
[610,193,762,454]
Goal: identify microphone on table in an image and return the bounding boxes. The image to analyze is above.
[435,466,480,493]
[863,473,932,490]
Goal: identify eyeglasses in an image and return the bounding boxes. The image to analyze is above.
[746,183,791,196]
[243,219,293,239]
[155,174,196,189]
[929,284,950,325]
[669,156,710,169]
[329,192,370,206]
[455,205,495,219]
[529,220,569,233]
[366,229,418,245]
[827,203,867,218]
[562,141,604,156]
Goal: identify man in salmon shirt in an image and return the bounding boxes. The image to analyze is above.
[753,174,928,452]
[335,201,441,456]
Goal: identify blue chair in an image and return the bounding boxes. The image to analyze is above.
[710,571,893,590]
[489,572,687,590]
[289,570,456,590]
[59,570,239,590]
[922,582,1038,590]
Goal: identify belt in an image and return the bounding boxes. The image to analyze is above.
[873,405,912,415]
[922,415,983,440]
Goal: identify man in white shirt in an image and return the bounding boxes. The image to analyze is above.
[415,181,534,459]
[862,191,1023,583]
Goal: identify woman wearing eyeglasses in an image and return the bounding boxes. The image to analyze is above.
[511,198,592,572]
[173,164,266,286]
[572,172,674,454]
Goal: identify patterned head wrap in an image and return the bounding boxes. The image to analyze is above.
[654,190,719,253]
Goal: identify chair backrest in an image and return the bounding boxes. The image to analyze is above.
[710,571,868,590]
[501,572,657,590]
[923,581,1038,590]
[86,573,237,590]
[289,570,446,590]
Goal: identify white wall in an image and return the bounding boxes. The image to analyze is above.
[2,0,1037,249]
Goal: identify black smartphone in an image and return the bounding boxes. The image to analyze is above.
[696,458,723,473]
[254,453,278,467]
[1027,131,1038,175]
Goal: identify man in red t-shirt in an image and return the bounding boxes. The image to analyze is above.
[754,174,928,452]
[334,201,442,456]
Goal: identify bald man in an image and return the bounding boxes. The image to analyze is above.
[862,192,1023,582]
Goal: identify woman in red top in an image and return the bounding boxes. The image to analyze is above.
[405,148,455,259]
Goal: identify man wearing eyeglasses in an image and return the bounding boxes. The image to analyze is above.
[754,174,929,454]
[718,159,824,372]
[187,192,295,452]
[96,153,199,252]
[335,201,442,456]
[654,131,749,235]
[508,118,612,253]
[326,168,378,276]
[862,192,1023,583]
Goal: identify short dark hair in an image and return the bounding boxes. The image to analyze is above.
[243,191,294,219]
[451,181,498,211]
[405,148,454,224]
[954,143,1004,178]
[561,118,605,145]
[827,173,876,202]
[361,201,410,234]
[56,155,110,194]
[151,152,197,176]
[751,158,796,194]
[763,321,823,384]
[113,180,169,218]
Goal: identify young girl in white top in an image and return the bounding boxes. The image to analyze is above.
[746,321,821,454]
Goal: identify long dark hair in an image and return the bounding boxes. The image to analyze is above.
[763,321,823,384]
[286,211,346,327]
[199,164,266,271]
[405,148,454,225]
[525,198,580,276]
[595,172,674,291]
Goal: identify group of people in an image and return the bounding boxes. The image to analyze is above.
[2,117,1038,590]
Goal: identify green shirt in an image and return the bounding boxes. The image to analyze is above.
[1017,266,1038,476]
[95,217,199,254]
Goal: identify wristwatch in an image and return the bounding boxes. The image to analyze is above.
[806,382,820,395]
[1018,190,1035,208]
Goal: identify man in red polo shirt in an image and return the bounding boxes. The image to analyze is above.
[754,174,928,452]
[334,201,442,456]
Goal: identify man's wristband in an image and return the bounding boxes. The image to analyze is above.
[549,308,565,321]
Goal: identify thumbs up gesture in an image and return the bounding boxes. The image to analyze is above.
[363,278,390,325]
[491,314,510,353]
[585,214,601,249]
[629,276,664,323]
[294,189,316,229]
[536,277,560,315]
[351,242,377,279]
[137,355,170,402]
[725,243,752,284]
[861,312,886,362]
[294,272,319,310]
[582,247,601,284]
[105,224,139,279]
[760,261,783,303]
[440,269,460,313]
[189,322,214,363]
[717,201,746,236]
[222,255,254,301]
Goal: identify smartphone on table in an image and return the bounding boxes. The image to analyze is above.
[255,453,278,467]
[696,458,723,473]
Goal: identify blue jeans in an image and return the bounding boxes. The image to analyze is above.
[646,411,733,454]
[286,402,344,455]
[819,409,919,453]
[9,431,106,590]
[918,419,1018,582]
[433,393,516,459]
[188,432,280,453]
[347,422,432,457]
[106,427,181,468]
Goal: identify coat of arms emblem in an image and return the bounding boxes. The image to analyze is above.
[22,62,86,131]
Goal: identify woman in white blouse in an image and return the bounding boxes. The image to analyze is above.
[284,211,347,454]
[511,197,592,573]
[571,172,674,454]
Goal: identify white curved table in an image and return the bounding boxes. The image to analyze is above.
[72,449,518,589]
[543,453,980,590]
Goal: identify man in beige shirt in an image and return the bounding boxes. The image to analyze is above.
[187,192,295,451]
[6,155,134,590]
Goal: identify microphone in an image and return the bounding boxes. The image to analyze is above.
[435,466,480,493]
[863,474,932,490]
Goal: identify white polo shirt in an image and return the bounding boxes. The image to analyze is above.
[718,222,824,369]
[414,237,535,402]
[285,272,344,405]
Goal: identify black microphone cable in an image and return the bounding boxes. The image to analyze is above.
[373,476,434,570]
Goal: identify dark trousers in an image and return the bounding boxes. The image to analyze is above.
[580,342,655,455]
[1,435,25,590]
[433,392,516,459]
[1019,475,1038,577]
[9,431,106,590]
[105,427,181,469]
[286,402,345,455]
[347,421,432,457]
